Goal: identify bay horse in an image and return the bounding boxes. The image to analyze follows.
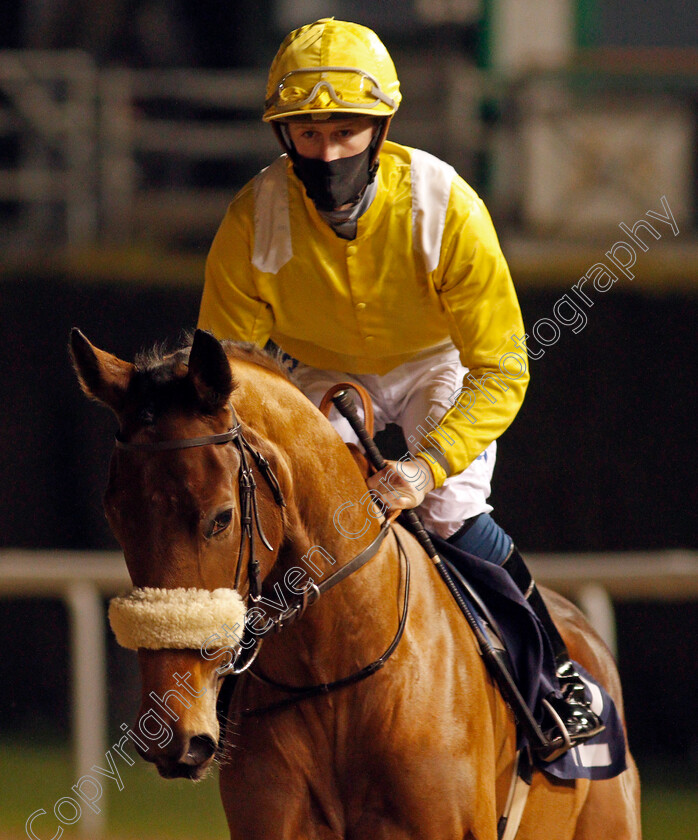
[70,328,641,840]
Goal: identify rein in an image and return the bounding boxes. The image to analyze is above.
[244,527,410,716]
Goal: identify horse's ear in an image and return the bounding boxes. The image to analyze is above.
[69,328,134,415]
[187,329,234,412]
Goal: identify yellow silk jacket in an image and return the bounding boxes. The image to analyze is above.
[199,141,529,487]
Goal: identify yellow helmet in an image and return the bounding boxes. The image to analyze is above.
[264,19,401,122]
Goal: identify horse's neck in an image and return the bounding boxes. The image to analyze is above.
[261,530,401,686]
[234,363,380,562]
[234,365,399,676]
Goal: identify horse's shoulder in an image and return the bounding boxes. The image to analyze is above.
[345,443,370,479]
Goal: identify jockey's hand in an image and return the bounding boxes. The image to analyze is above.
[366,457,435,514]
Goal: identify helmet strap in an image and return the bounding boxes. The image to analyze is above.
[272,121,292,154]
[370,116,391,167]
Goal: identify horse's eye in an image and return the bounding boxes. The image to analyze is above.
[206,508,233,539]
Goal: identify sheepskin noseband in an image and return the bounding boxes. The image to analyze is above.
[108,587,246,650]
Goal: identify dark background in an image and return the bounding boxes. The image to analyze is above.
[2,1,698,61]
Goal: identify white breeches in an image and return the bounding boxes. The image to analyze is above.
[292,343,496,539]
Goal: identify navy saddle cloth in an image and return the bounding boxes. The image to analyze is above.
[429,533,627,781]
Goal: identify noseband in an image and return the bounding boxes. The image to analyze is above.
[115,403,285,604]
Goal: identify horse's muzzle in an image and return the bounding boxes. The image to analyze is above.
[135,726,218,780]
[132,648,224,781]
[159,734,218,780]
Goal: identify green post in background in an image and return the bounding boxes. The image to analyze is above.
[474,0,494,196]
[575,0,601,48]
[477,0,493,68]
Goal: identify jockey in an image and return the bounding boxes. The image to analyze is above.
[198,18,603,754]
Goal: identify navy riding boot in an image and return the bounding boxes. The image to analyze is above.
[448,514,605,756]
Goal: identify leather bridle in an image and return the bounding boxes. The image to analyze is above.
[116,404,284,607]
[114,403,409,706]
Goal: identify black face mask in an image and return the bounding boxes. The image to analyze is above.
[291,146,377,211]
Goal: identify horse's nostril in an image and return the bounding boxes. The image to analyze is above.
[184,734,217,766]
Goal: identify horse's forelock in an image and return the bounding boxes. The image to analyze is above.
[124,338,294,426]
[133,337,291,383]
[126,339,202,425]
[133,338,192,374]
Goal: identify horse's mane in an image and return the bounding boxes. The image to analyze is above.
[222,340,293,382]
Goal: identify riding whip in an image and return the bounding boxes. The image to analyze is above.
[330,387,557,758]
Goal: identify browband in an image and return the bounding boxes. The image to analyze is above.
[115,427,239,451]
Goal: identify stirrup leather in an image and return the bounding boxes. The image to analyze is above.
[502,547,606,760]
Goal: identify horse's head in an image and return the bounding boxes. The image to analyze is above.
[70,328,287,779]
